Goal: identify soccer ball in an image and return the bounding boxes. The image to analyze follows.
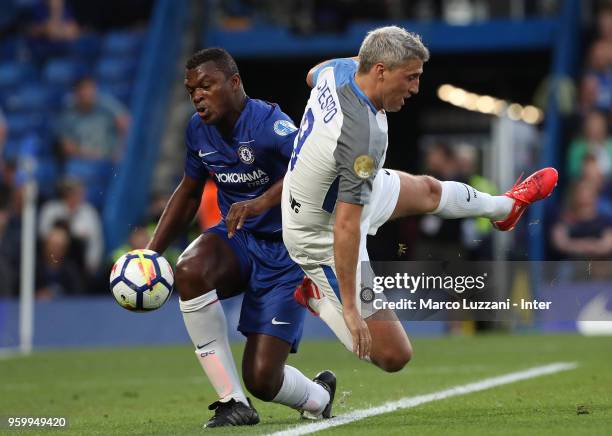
[109,249,174,312]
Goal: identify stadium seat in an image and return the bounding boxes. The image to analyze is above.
[101,30,146,58]
[2,138,21,161]
[0,62,36,89]
[65,158,113,182]
[69,33,102,59]
[46,85,71,109]
[95,57,139,82]
[98,80,133,106]
[3,84,50,113]
[0,0,17,31]
[2,132,50,161]
[35,157,60,198]
[43,58,88,86]
[5,112,46,138]
[0,36,22,62]
[65,158,114,209]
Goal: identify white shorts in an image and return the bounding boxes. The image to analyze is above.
[286,169,401,317]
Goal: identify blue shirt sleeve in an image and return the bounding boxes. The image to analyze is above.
[312,58,358,88]
[183,119,207,180]
[267,108,298,161]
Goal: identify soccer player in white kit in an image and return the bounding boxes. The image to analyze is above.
[281,26,558,371]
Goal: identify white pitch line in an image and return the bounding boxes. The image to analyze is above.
[271,362,578,436]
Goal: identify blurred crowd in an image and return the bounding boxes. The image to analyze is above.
[551,2,612,260]
[0,0,226,300]
[0,0,152,298]
[408,142,498,261]
[213,0,561,33]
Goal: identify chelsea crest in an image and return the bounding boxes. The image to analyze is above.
[238,145,255,164]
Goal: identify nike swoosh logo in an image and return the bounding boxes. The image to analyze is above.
[271,317,291,325]
[462,184,471,202]
[196,339,216,349]
[198,150,218,158]
[577,294,612,322]
[576,293,612,335]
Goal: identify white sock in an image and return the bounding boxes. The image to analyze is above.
[432,181,513,220]
[180,291,248,406]
[272,365,330,415]
[309,295,354,352]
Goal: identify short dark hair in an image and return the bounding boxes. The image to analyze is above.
[185,48,239,78]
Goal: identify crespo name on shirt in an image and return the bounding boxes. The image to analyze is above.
[316,78,338,123]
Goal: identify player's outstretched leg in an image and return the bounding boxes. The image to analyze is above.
[491,167,558,231]
[294,168,558,372]
[175,233,259,428]
[365,309,413,372]
[389,173,513,221]
[295,278,412,372]
[389,168,558,230]
[242,334,335,420]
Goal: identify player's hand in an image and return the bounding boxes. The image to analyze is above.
[226,198,266,238]
[343,307,371,360]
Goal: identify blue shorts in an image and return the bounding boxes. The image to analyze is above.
[206,223,305,352]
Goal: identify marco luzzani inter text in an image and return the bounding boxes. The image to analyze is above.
[367,273,552,311]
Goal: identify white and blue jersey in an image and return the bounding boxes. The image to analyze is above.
[282,58,390,264]
[184,97,306,351]
[281,59,399,319]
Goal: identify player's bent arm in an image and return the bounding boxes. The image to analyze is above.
[226,177,284,237]
[146,174,205,254]
[334,200,371,359]
[333,201,362,310]
[306,56,360,88]
[253,176,284,210]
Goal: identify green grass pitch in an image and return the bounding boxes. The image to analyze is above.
[1,334,611,435]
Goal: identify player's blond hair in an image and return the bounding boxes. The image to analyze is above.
[358,26,429,73]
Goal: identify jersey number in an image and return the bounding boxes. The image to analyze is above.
[290,108,314,171]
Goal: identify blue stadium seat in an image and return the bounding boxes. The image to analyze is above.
[46,85,71,109]
[65,158,113,182]
[0,62,36,89]
[0,37,22,62]
[43,58,88,86]
[86,181,111,209]
[0,0,17,30]
[14,0,39,7]
[99,81,132,106]
[101,31,146,57]
[2,138,22,161]
[2,133,50,161]
[95,57,138,82]
[36,158,60,198]
[65,158,114,209]
[3,84,50,113]
[5,112,46,138]
[69,33,102,59]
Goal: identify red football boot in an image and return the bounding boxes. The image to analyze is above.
[492,167,558,231]
[294,276,320,316]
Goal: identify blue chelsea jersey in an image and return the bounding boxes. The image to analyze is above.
[184,98,298,235]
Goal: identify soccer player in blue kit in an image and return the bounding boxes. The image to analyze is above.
[146,48,335,428]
